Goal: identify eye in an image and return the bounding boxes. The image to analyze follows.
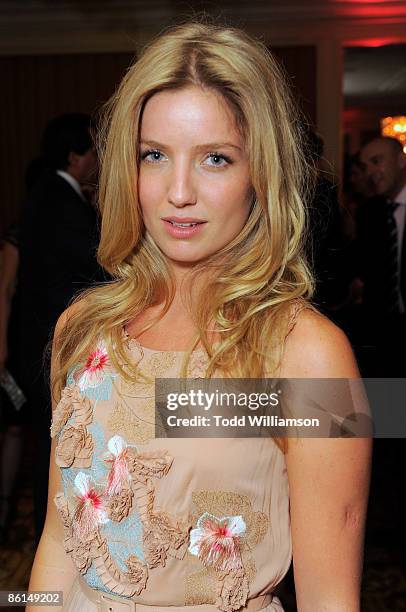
[204,152,232,168]
[141,149,166,163]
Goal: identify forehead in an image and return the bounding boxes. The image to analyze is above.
[361,140,395,161]
[140,86,242,143]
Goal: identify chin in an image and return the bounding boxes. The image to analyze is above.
[166,252,209,266]
[157,244,215,265]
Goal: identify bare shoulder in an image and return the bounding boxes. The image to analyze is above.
[51,297,90,401]
[281,308,371,493]
[280,307,359,378]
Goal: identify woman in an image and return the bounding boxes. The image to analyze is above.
[28,22,371,611]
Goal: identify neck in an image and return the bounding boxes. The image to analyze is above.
[152,261,213,321]
[387,177,406,201]
[167,259,215,300]
[63,166,81,184]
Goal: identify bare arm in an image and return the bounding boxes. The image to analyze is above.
[27,310,78,611]
[280,310,372,612]
[0,242,18,371]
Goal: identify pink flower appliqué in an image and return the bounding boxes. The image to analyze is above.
[73,472,108,539]
[103,435,132,496]
[188,512,246,572]
[74,342,112,390]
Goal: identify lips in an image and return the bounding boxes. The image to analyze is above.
[169,221,200,227]
[162,216,206,227]
[161,216,207,238]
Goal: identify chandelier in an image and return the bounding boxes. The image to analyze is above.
[381,116,406,153]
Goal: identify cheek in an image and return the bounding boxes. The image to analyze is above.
[138,172,162,217]
[84,153,95,169]
[204,178,252,219]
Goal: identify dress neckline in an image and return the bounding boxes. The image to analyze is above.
[122,325,192,354]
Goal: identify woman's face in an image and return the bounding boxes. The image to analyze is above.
[138,85,252,269]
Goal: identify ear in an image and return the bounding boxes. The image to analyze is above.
[397,150,406,169]
[67,151,80,168]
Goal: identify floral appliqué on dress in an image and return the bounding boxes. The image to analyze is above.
[186,491,269,612]
[51,384,94,468]
[51,342,191,599]
[72,340,117,401]
[189,513,246,572]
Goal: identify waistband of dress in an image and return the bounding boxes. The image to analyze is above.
[77,575,274,612]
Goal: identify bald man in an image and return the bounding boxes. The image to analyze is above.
[361,136,406,201]
[355,136,406,375]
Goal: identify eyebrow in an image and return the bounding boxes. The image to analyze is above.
[140,139,242,152]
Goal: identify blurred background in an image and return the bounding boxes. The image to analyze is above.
[0,1,405,610]
[1,0,406,232]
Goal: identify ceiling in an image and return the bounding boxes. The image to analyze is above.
[1,0,406,27]
[344,44,406,109]
[1,0,406,112]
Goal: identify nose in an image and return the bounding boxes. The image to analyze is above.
[167,161,197,208]
[366,161,379,179]
[362,163,372,180]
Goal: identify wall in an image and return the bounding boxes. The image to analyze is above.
[0,53,133,232]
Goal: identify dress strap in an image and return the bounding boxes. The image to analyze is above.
[285,299,315,339]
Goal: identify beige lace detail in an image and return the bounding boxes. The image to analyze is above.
[51,385,94,468]
[107,399,155,445]
[54,492,148,597]
[125,555,149,592]
[185,565,218,607]
[186,348,210,378]
[109,346,162,445]
[54,493,95,575]
[216,568,250,612]
[132,479,154,518]
[126,448,172,483]
[124,447,191,570]
[186,491,269,612]
[119,378,154,397]
[286,299,315,338]
[115,331,213,443]
[141,351,180,378]
[122,330,144,364]
[107,487,134,522]
[74,394,93,425]
[54,444,190,599]
[122,329,179,378]
[50,384,92,438]
[91,535,148,597]
[143,511,191,568]
[55,424,94,468]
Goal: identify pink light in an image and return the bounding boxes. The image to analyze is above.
[360,38,390,47]
[336,1,396,4]
[332,0,406,18]
[345,37,404,47]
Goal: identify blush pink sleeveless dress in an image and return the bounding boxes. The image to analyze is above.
[51,331,293,612]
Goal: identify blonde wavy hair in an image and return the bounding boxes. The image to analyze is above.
[54,20,315,399]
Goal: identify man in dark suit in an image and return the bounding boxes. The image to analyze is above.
[19,113,106,542]
[356,137,406,556]
[355,136,406,376]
